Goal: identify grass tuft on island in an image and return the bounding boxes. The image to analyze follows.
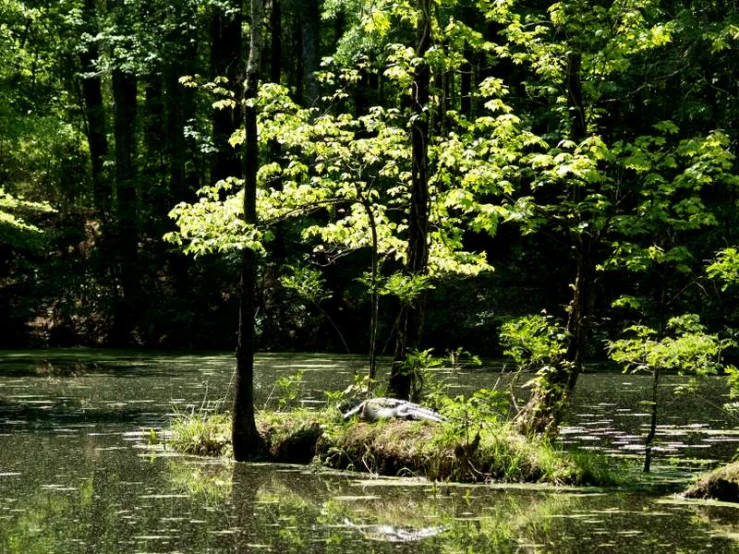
[169,409,620,486]
[683,461,739,502]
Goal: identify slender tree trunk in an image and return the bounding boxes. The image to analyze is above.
[142,76,167,218]
[163,8,199,311]
[211,0,243,183]
[515,244,596,436]
[388,0,432,400]
[515,51,596,437]
[294,0,320,106]
[79,0,109,216]
[269,0,282,85]
[111,68,139,345]
[433,41,448,134]
[460,41,472,118]
[293,13,302,102]
[355,193,380,381]
[233,0,266,462]
[458,6,476,118]
[643,367,660,472]
[268,0,283,195]
[167,45,198,204]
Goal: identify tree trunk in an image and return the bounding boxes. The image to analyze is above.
[514,51,595,437]
[643,367,660,473]
[79,0,110,216]
[388,0,432,400]
[460,41,472,118]
[515,244,596,437]
[142,76,167,218]
[111,68,139,345]
[294,0,320,106]
[268,0,283,195]
[233,0,266,462]
[269,0,282,85]
[211,0,243,183]
[166,43,198,204]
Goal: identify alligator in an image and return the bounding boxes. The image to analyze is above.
[342,397,447,423]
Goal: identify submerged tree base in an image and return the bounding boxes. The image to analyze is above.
[683,462,739,502]
[170,410,618,486]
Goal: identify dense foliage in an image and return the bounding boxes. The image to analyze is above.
[2,0,738,383]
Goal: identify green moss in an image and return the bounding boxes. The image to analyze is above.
[684,461,739,502]
[168,409,619,486]
[258,410,325,463]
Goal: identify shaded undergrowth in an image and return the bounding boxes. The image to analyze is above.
[169,408,620,486]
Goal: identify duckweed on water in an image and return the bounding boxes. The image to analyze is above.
[169,409,621,486]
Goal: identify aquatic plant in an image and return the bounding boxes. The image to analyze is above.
[267,369,306,411]
[169,412,232,457]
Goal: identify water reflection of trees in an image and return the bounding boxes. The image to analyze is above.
[3,451,739,553]
[223,466,739,554]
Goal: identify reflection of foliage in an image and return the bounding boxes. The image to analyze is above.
[167,459,233,502]
[317,483,586,553]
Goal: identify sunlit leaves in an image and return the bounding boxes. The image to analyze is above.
[0,187,54,234]
[607,314,733,381]
[281,265,332,304]
[164,178,265,256]
[510,120,736,277]
[500,314,568,373]
[707,249,739,291]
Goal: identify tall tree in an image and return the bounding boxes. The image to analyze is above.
[111,64,140,344]
[388,0,433,400]
[293,0,320,106]
[233,0,266,461]
[499,0,739,437]
[79,0,110,217]
[514,48,593,437]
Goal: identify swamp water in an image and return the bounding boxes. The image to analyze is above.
[2,350,739,553]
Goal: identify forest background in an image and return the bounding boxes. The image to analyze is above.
[2,0,739,377]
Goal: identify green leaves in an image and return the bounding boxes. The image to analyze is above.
[164,178,265,256]
[500,314,568,372]
[0,187,54,250]
[707,248,739,291]
[607,314,732,381]
[0,187,54,234]
[280,265,331,305]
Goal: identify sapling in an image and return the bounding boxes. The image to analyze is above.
[606,314,733,472]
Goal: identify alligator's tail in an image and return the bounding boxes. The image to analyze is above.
[409,407,447,423]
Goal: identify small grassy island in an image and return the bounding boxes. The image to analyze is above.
[169,406,618,486]
[683,462,739,503]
